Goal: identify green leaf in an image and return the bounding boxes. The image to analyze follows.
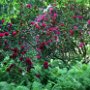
[14,86,29,90]
[32,81,42,90]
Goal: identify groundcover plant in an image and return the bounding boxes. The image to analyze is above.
[0,0,90,90]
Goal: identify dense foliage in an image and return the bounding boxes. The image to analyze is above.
[0,0,90,90]
[1,62,90,90]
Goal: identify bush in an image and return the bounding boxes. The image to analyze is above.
[0,0,90,90]
[1,62,90,90]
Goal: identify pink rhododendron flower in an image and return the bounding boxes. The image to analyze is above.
[73,26,78,30]
[53,36,59,42]
[5,32,9,36]
[55,31,60,35]
[60,23,65,26]
[36,54,41,59]
[48,27,58,31]
[35,13,46,22]
[12,47,19,53]
[35,23,41,29]
[1,19,5,24]
[36,48,41,52]
[87,20,90,25]
[49,7,53,14]
[30,21,35,25]
[79,42,85,48]
[88,31,90,35]
[77,16,83,19]
[47,39,52,44]
[0,33,5,37]
[54,13,58,17]
[42,22,47,27]
[12,31,17,36]
[69,30,74,36]
[26,4,32,8]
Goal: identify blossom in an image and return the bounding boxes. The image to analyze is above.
[35,14,46,22]
[12,47,19,53]
[30,21,35,25]
[49,7,53,14]
[60,23,65,27]
[87,20,90,25]
[36,54,41,59]
[0,33,5,37]
[79,42,85,48]
[26,4,32,8]
[8,23,13,27]
[12,31,17,36]
[55,31,60,35]
[1,19,5,24]
[48,27,58,31]
[21,45,25,49]
[43,61,49,69]
[26,58,33,67]
[73,26,78,30]
[47,39,52,44]
[53,36,59,42]
[54,13,58,18]
[38,42,46,50]
[35,23,41,29]
[42,22,47,27]
[69,30,74,36]
[5,32,9,36]
[19,57,24,61]
[77,15,83,19]
[21,50,27,55]
[10,53,18,59]
[88,31,90,35]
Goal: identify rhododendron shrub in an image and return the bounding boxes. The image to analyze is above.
[23,2,89,64]
[0,0,90,80]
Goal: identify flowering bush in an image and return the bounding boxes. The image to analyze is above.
[0,0,90,89]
